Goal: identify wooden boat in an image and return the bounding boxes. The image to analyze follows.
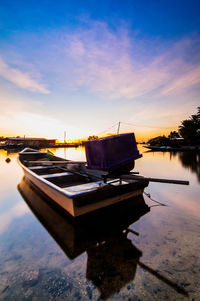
[144,145,200,151]
[18,146,148,217]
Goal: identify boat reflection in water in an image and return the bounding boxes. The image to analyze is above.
[18,177,188,299]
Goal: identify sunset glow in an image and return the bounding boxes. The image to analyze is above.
[0,1,199,141]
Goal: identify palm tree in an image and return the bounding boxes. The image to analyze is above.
[168,131,180,139]
[179,107,200,145]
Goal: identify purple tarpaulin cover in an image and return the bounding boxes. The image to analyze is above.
[85,133,142,171]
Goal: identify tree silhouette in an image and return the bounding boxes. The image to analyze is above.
[168,131,180,139]
[147,135,169,146]
[88,135,99,140]
[179,107,200,145]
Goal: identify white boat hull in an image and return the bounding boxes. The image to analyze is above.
[18,148,148,217]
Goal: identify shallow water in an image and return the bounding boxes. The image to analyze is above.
[0,146,199,300]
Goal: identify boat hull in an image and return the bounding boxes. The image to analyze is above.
[18,149,148,217]
[20,165,75,216]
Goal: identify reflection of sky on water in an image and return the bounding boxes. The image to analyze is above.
[43,146,86,162]
[0,201,30,233]
[0,150,28,233]
[0,147,200,300]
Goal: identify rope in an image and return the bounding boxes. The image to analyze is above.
[97,123,119,135]
[96,121,173,137]
[121,121,173,130]
[144,191,167,207]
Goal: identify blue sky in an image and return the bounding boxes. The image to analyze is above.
[0,0,200,141]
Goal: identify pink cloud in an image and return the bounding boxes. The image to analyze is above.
[59,23,200,99]
[0,56,50,94]
[161,65,200,96]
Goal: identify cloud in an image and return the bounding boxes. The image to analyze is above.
[2,20,199,100]
[161,65,200,96]
[0,56,50,94]
[56,22,200,99]
[0,201,30,234]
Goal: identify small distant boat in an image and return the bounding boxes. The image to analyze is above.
[0,142,24,151]
[144,146,176,151]
[144,145,200,151]
[18,133,148,217]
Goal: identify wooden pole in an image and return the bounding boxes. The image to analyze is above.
[64,131,66,143]
[121,174,189,185]
[117,122,121,134]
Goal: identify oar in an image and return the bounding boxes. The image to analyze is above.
[121,174,189,185]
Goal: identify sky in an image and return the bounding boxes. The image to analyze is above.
[0,0,200,141]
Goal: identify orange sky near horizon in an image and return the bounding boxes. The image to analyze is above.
[0,126,177,143]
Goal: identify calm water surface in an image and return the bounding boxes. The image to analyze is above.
[0,146,199,300]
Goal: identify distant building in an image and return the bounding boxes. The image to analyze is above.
[6,137,56,148]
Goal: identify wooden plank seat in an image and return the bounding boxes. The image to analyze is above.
[20,152,45,155]
[63,181,106,194]
[29,166,55,170]
[28,160,86,164]
[41,172,73,179]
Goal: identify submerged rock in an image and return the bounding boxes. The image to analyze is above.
[42,270,72,297]
[86,285,93,299]
[22,270,39,288]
